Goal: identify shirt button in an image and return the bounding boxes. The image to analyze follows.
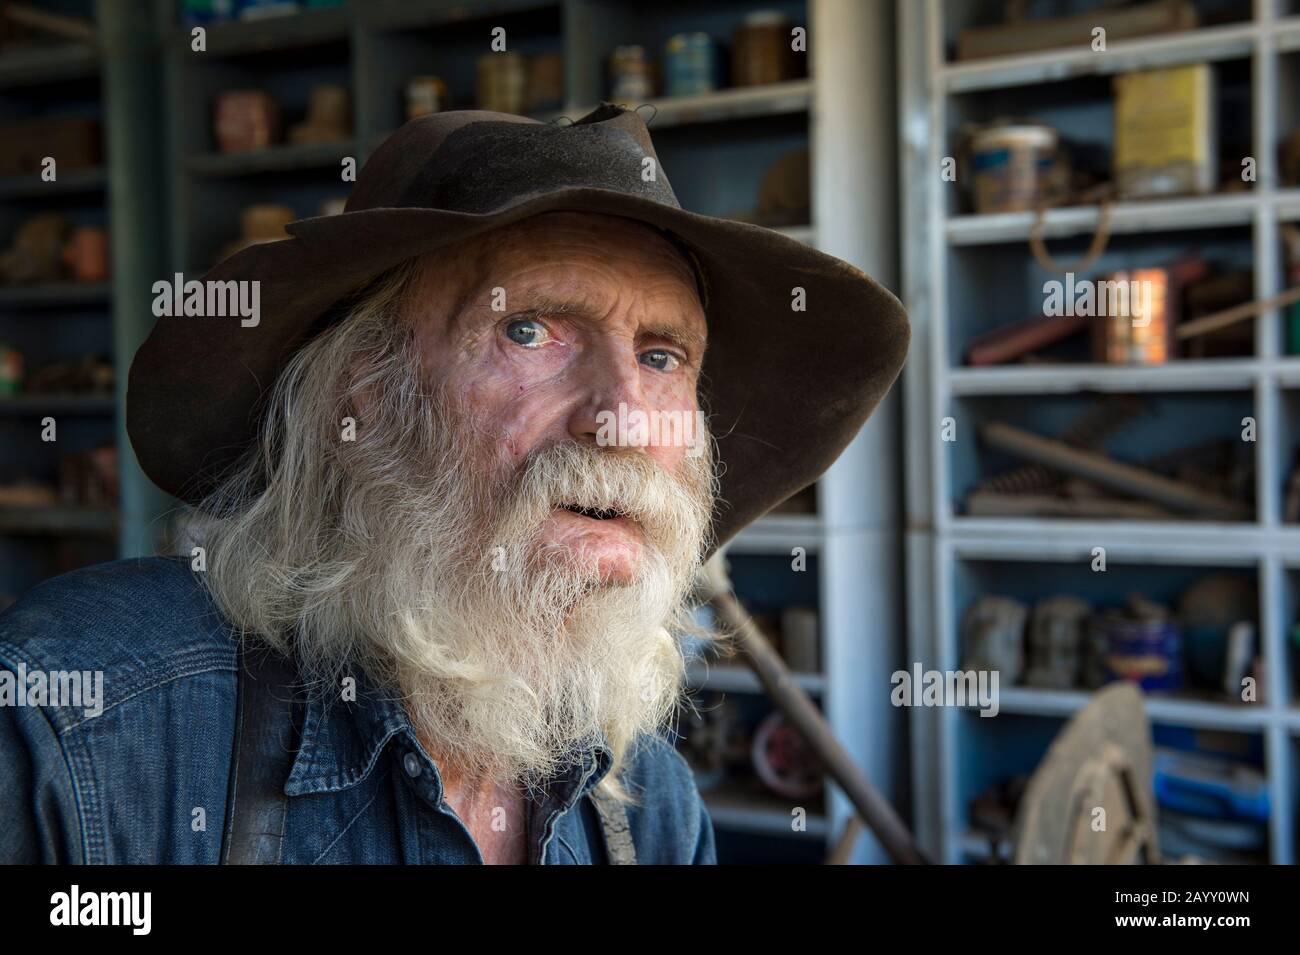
[403,753,422,778]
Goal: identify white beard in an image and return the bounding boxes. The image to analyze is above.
[189,279,718,786]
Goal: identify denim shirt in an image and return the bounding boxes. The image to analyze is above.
[0,557,715,864]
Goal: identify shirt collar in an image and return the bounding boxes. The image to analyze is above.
[282,671,614,803]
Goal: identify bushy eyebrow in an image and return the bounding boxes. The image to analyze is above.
[641,321,707,358]
[515,291,707,359]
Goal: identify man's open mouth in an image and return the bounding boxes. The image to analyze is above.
[560,504,628,521]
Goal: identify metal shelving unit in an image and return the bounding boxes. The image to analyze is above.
[0,7,116,604]
[902,0,1300,864]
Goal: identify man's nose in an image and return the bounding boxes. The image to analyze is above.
[566,351,652,449]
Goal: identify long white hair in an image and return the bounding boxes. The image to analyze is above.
[187,259,719,793]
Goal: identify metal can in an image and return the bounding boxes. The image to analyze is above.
[0,343,22,395]
[970,123,1058,214]
[610,45,653,101]
[732,10,796,87]
[476,52,527,115]
[1098,615,1183,692]
[527,53,565,112]
[663,32,716,98]
[406,76,448,120]
[1090,267,1170,365]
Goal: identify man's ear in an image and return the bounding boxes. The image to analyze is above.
[342,342,399,432]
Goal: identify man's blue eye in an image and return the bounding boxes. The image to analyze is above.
[640,349,680,371]
[506,319,547,347]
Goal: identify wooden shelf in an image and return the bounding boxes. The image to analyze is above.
[0,504,116,538]
[0,283,111,308]
[0,394,115,415]
[172,5,350,57]
[0,167,106,199]
[361,0,560,33]
[0,43,98,90]
[187,141,357,177]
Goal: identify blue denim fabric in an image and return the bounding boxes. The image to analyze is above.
[0,557,715,864]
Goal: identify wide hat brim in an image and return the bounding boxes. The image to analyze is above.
[128,185,908,551]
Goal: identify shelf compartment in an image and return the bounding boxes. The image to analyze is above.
[943,55,1253,221]
[0,504,116,537]
[954,711,1272,864]
[0,166,105,199]
[172,6,351,59]
[683,685,829,842]
[180,175,349,272]
[651,111,808,222]
[951,553,1262,707]
[0,283,111,308]
[940,19,1257,94]
[947,192,1260,247]
[0,394,114,415]
[946,225,1256,366]
[186,140,356,177]
[356,2,563,137]
[1277,567,1300,706]
[0,44,98,90]
[702,785,829,839]
[949,390,1258,524]
[725,512,822,554]
[1278,390,1300,525]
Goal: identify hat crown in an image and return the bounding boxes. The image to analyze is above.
[346,104,679,216]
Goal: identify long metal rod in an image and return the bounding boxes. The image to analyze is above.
[708,588,930,865]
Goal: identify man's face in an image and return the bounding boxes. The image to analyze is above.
[196,210,717,779]
[408,211,709,586]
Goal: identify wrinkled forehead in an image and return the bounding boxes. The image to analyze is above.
[418,211,708,325]
[470,211,702,292]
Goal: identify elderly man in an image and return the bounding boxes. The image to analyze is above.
[0,105,907,864]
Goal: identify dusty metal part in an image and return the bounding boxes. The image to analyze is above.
[975,396,1145,499]
[1012,682,1159,865]
[980,420,1251,520]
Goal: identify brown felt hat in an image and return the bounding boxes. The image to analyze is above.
[127,103,909,550]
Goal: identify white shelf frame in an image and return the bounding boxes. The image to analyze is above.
[901,0,1300,865]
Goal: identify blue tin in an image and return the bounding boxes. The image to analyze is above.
[664,32,717,97]
[1100,616,1183,692]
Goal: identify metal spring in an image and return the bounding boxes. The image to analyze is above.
[977,396,1146,495]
